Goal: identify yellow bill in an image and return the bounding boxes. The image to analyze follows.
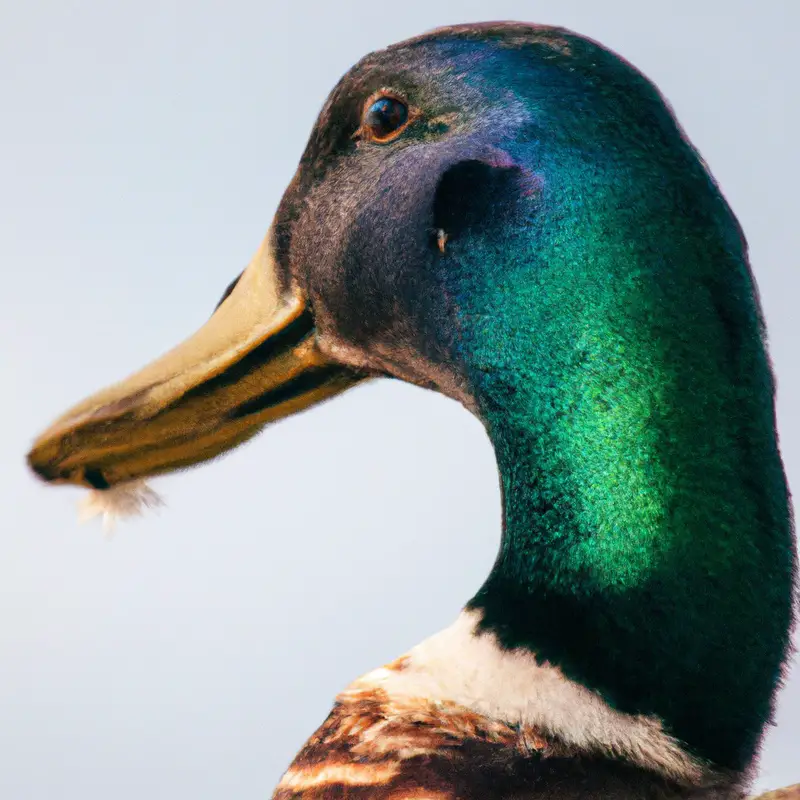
[27,234,363,493]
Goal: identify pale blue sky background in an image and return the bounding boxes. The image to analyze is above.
[2,1,798,797]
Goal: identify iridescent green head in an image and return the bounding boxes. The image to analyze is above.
[28,23,795,775]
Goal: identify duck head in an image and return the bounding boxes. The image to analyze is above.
[28,23,794,777]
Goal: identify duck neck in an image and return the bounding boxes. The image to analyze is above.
[465,321,792,774]
[443,132,796,774]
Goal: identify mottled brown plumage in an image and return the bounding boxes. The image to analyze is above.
[272,687,738,800]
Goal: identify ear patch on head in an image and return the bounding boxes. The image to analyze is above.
[432,158,532,248]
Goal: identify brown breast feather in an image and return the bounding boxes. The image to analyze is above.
[271,685,738,799]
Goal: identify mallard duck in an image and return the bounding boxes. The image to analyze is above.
[27,22,797,800]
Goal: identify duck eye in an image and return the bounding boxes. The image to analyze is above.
[361,96,409,142]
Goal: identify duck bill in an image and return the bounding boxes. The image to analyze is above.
[27,236,363,490]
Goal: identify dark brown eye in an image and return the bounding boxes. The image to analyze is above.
[361,96,409,142]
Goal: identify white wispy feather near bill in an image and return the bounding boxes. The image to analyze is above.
[77,481,163,535]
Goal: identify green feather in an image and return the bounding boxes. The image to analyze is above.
[426,32,799,771]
